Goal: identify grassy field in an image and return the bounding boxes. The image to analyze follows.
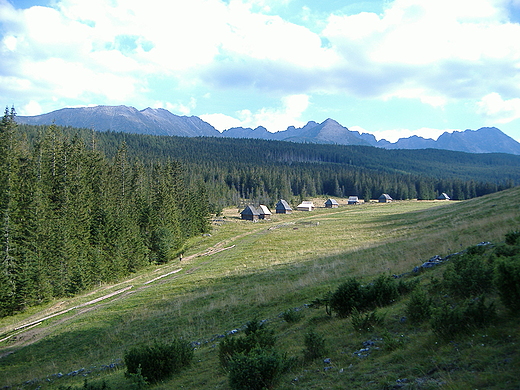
[1,188,520,389]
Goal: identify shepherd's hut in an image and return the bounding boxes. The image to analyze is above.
[325,198,339,208]
[276,199,292,214]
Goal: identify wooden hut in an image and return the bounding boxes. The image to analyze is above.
[378,193,393,203]
[348,196,360,205]
[257,205,272,220]
[436,193,450,200]
[325,198,339,208]
[297,201,315,211]
[275,199,292,214]
[240,205,260,221]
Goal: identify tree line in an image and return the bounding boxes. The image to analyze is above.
[15,122,519,212]
[0,109,211,317]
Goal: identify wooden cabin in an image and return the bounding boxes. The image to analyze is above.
[297,201,315,211]
[257,205,272,220]
[348,196,360,205]
[240,205,260,221]
[436,193,450,200]
[325,198,339,208]
[378,193,393,203]
[275,199,292,214]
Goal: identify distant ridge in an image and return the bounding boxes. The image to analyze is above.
[16,105,520,155]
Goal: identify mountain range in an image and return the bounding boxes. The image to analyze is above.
[16,105,520,155]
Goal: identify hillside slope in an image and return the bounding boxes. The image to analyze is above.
[1,187,519,389]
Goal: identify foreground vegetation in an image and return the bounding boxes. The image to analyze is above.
[1,186,519,389]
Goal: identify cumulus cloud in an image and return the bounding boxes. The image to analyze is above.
[1,0,520,141]
[477,92,520,123]
[201,94,310,132]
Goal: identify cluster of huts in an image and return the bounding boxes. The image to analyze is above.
[240,193,398,221]
[240,192,451,221]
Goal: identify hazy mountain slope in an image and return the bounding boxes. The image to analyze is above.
[16,105,220,137]
[16,105,520,154]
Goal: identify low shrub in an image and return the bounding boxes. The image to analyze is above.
[282,308,304,323]
[228,347,292,390]
[494,254,520,312]
[405,288,432,325]
[351,308,384,333]
[219,319,276,370]
[330,275,400,317]
[303,329,326,361]
[124,339,193,383]
[431,297,496,339]
[367,275,399,307]
[329,278,367,317]
[442,252,494,298]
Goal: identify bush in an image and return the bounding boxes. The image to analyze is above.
[282,308,304,323]
[124,339,193,383]
[443,252,494,298]
[351,308,384,333]
[405,288,432,325]
[330,276,400,317]
[303,330,326,361]
[431,297,496,339]
[494,254,520,312]
[505,230,520,246]
[228,347,292,390]
[367,275,399,307]
[219,319,276,370]
[329,278,366,317]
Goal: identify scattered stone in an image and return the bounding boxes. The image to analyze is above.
[323,358,331,364]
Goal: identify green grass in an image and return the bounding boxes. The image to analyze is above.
[1,189,520,389]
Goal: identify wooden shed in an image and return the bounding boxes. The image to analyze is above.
[378,193,393,203]
[257,205,272,220]
[325,198,339,208]
[348,196,360,205]
[240,205,260,221]
[275,199,292,214]
[437,193,450,200]
[297,201,315,211]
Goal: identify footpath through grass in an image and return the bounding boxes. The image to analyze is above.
[1,189,519,389]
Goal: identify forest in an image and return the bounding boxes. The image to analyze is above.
[16,120,519,210]
[2,109,519,317]
[0,108,211,317]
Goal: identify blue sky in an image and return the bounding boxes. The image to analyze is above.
[1,0,520,142]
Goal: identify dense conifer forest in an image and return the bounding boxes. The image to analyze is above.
[16,120,518,210]
[0,109,211,317]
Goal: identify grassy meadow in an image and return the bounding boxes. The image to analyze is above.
[1,188,520,389]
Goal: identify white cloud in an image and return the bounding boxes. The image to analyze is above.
[477,92,520,123]
[22,100,42,116]
[157,98,197,116]
[202,94,310,132]
[199,113,243,131]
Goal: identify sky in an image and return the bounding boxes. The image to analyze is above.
[1,0,520,142]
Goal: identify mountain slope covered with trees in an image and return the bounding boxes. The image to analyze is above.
[0,110,211,317]
[16,122,519,208]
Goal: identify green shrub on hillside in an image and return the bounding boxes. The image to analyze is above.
[303,330,326,361]
[367,275,399,307]
[494,254,520,313]
[431,297,496,339]
[405,288,432,325]
[330,275,400,317]
[443,250,494,298]
[329,278,367,317]
[228,347,292,390]
[351,308,384,333]
[124,339,193,383]
[218,319,276,370]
